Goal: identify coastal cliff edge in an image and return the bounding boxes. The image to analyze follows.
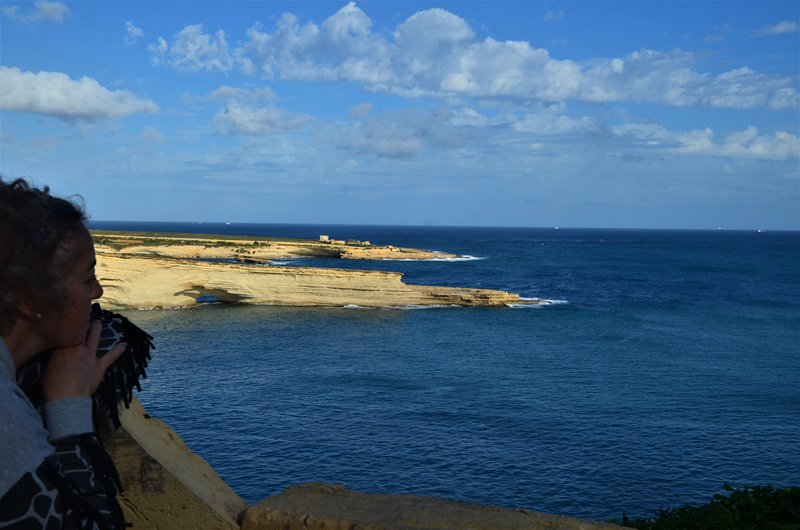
[93,231,536,309]
[104,397,620,529]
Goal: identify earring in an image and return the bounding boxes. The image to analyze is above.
[34,313,43,320]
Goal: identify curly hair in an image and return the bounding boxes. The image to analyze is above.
[0,177,89,335]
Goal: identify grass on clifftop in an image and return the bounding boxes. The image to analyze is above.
[91,230,319,247]
[614,484,800,530]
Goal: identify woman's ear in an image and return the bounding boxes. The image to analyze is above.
[16,290,40,320]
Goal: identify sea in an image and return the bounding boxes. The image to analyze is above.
[90,221,800,522]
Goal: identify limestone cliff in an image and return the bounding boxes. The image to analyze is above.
[92,231,461,262]
[93,230,528,309]
[99,397,246,529]
[96,253,534,309]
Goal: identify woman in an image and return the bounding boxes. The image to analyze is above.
[1,178,127,529]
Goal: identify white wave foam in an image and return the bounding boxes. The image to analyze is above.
[340,304,460,310]
[430,255,485,262]
[381,255,485,262]
[507,297,569,308]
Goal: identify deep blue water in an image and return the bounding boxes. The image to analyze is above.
[91,222,800,521]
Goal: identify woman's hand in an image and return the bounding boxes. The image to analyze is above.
[42,320,127,402]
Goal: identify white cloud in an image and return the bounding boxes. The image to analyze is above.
[751,20,799,37]
[1,6,19,18]
[148,36,168,58]
[0,66,158,120]
[32,1,68,22]
[147,3,797,110]
[209,85,296,135]
[245,3,393,84]
[348,102,374,119]
[328,105,469,158]
[544,9,564,22]
[581,50,797,109]
[213,102,310,135]
[2,1,69,23]
[393,8,475,54]
[768,87,799,110]
[140,127,165,143]
[705,23,733,43]
[512,112,601,136]
[718,127,800,160]
[673,128,717,154]
[245,3,584,101]
[163,24,233,72]
[149,24,253,73]
[211,85,276,102]
[441,37,581,100]
[331,118,424,159]
[125,21,144,45]
[614,123,799,161]
[448,108,490,127]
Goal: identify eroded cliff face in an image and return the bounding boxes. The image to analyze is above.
[96,253,533,309]
[93,230,528,309]
[99,398,246,529]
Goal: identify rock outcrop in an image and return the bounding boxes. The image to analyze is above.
[99,397,246,529]
[242,483,621,530]
[96,254,534,309]
[92,231,461,261]
[93,230,530,309]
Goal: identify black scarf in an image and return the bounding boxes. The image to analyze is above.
[16,303,155,429]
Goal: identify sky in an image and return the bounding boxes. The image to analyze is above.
[1,1,798,230]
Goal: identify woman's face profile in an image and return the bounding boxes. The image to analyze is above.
[39,233,104,349]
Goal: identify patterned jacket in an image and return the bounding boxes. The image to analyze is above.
[0,304,155,530]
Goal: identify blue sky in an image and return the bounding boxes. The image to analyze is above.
[1,1,798,229]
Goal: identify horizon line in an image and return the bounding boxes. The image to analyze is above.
[88,220,800,233]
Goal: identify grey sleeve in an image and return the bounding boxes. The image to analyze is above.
[0,376,53,498]
[43,397,94,441]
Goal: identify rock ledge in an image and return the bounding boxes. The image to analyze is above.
[243,482,620,530]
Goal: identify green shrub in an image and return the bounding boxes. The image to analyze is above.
[615,484,800,530]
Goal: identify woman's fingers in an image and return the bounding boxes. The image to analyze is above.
[85,319,102,352]
[98,342,127,372]
[42,322,127,401]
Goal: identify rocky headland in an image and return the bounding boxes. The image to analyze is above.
[93,231,537,309]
